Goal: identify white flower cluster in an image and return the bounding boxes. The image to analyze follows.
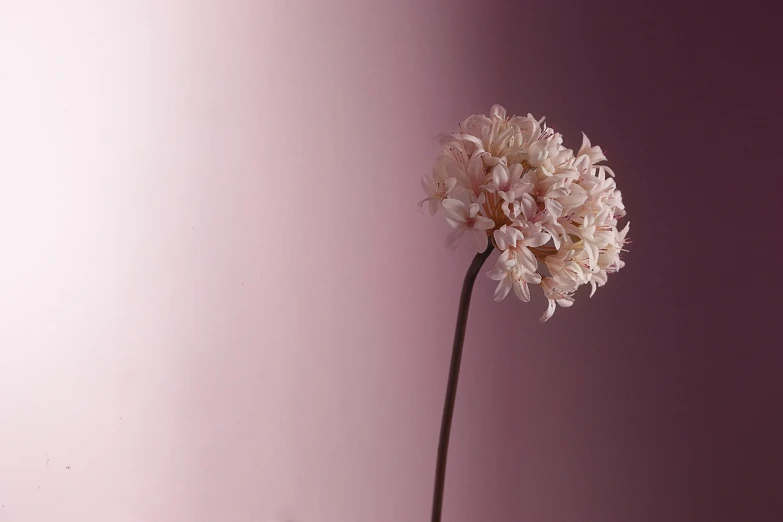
[420,105,630,321]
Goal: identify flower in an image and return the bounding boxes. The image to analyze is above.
[420,105,630,321]
[487,251,542,302]
[419,162,458,215]
[540,277,576,322]
[441,198,495,251]
[485,163,533,217]
[577,132,608,166]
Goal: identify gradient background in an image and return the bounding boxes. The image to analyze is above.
[1,1,781,521]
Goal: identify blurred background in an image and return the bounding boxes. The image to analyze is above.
[1,1,781,521]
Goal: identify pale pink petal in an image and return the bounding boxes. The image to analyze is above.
[486,268,506,281]
[469,228,489,252]
[578,132,592,156]
[540,299,556,322]
[519,194,537,221]
[473,216,495,230]
[443,207,466,223]
[516,247,538,272]
[421,175,433,193]
[546,198,563,218]
[549,231,561,250]
[523,232,551,248]
[498,249,516,269]
[459,134,485,151]
[441,199,467,221]
[493,277,512,302]
[467,155,484,179]
[508,163,525,181]
[524,271,542,285]
[490,104,507,120]
[492,164,509,188]
[417,197,430,215]
[444,216,465,229]
[513,280,531,302]
[493,228,510,250]
[445,227,466,250]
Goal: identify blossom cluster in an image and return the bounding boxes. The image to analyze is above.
[420,105,629,321]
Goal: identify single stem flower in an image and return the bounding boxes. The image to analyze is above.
[419,105,630,522]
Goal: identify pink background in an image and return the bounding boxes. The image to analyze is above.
[1,1,781,522]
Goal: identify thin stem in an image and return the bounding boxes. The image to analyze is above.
[431,243,494,522]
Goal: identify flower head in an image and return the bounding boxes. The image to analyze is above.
[420,105,630,321]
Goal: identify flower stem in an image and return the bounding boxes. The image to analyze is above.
[431,243,494,522]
